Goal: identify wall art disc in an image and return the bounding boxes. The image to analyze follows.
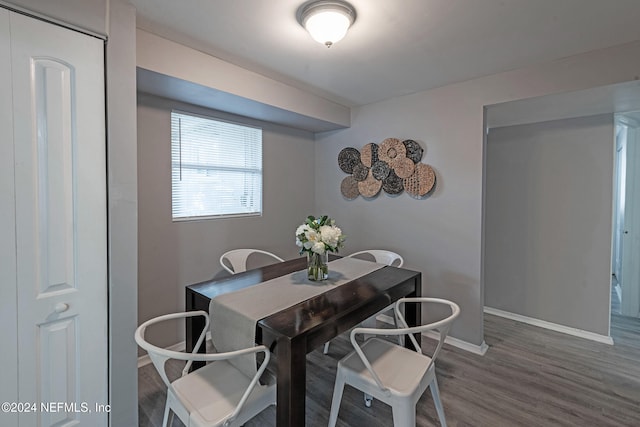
[340,175,360,200]
[338,147,361,174]
[379,138,406,166]
[404,163,436,198]
[358,170,383,197]
[403,139,423,163]
[360,143,379,167]
[382,170,404,194]
[352,162,369,181]
[393,157,415,179]
[371,160,391,180]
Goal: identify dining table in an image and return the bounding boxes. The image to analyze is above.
[185,256,422,427]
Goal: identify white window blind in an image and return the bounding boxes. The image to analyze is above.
[171,111,262,220]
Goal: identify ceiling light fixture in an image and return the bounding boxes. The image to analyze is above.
[297,0,356,48]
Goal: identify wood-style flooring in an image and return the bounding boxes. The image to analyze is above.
[138,314,640,426]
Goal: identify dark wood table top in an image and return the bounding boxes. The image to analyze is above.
[187,256,311,300]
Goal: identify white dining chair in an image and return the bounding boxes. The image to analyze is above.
[347,249,404,268]
[323,249,404,354]
[135,311,276,427]
[328,297,460,427]
[219,249,284,275]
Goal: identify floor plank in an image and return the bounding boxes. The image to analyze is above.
[138,314,640,426]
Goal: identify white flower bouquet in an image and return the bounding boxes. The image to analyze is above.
[295,215,345,280]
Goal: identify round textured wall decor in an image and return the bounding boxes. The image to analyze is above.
[352,162,369,181]
[403,139,423,163]
[338,147,361,174]
[392,157,415,179]
[337,137,436,200]
[382,170,404,194]
[340,176,360,200]
[360,143,379,167]
[371,160,391,180]
[358,170,383,197]
[378,138,406,167]
[404,163,436,198]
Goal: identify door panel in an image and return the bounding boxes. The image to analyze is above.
[0,8,18,425]
[9,11,107,426]
[34,58,76,295]
[38,317,78,426]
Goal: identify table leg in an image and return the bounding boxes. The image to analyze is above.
[185,288,206,371]
[276,336,306,427]
[405,277,422,349]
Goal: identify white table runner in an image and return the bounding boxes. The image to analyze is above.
[209,257,385,377]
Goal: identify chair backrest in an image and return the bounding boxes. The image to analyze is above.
[135,310,272,426]
[350,297,460,393]
[394,298,459,363]
[135,311,211,387]
[347,249,404,267]
[219,249,285,274]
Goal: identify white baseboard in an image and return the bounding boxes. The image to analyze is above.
[423,330,489,355]
[137,331,211,368]
[484,306,614,345]
[377,314,489,356]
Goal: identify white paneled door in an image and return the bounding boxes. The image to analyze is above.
[1,10,108,426]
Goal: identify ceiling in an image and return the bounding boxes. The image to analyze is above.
[130,0,640,107]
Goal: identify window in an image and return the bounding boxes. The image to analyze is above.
[171,111,262,220]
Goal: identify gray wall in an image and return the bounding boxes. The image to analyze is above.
[137,94,316,348]
[484,115,614,336]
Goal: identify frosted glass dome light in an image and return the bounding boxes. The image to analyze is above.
[298,1,356,48]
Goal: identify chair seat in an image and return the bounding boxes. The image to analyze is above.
[171,360,276,427]
[339,337,434,398]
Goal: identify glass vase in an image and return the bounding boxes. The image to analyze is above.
[307,251,329,281]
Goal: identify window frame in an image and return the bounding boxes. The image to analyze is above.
[170,109,263,222]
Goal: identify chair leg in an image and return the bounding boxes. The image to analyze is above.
[328,373,346,427]
[393,316,405,346]
[430,376,447,427]
[323,341,331,354]
[364,393,373,407]
[391,399,416,427]
[394,308,404,346]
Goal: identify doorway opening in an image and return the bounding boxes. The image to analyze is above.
[612,113,640,319]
